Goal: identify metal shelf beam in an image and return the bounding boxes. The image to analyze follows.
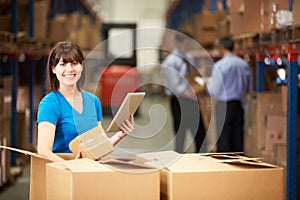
[286,45,299,200]
[256,42,299,200]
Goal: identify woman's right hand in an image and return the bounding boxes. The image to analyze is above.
[75,151,83,159]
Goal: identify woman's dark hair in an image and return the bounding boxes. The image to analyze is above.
[45,41,85,92]
[219,37,234,52]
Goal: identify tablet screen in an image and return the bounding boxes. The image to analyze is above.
[106,92,146,133]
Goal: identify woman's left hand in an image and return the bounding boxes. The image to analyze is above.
[119,114,135,138]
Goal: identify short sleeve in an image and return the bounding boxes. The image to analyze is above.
[37,92,60,125]
[94,95,103,121]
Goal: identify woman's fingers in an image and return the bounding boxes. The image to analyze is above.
[75,151,82,159]
[120,116,135,135]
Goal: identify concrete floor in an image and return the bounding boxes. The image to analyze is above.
[0,94,204,200]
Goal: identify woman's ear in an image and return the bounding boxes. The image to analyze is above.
[52,66,56,74]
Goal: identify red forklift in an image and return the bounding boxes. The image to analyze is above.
[96,23,140,115]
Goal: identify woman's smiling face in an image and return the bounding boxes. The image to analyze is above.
[52,57,83,88]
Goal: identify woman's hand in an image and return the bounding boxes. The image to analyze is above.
[75,151,82,159]
[110,114,135,146]
[119,114,135,138]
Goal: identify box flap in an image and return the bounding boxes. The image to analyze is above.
[136,150,181,169]
[202,152,278,168]
[0,145,44,159]
[48,158,111,172]
[200,152,244,157]
[166,154,231,172]
[165,154,280,172]
[221,159,278,168]
[100,156,155,170]
[100,151,181,171]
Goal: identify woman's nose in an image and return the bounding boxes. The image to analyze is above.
[65,63,74,71]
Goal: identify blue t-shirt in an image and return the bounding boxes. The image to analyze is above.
[37,90,103,153]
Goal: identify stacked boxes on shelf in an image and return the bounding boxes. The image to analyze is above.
[244,86,300,167]
[194,11,227,45]
[33,1,48,40]
[48,13,102,50]
[0,0,102,50]
[178,9,227,47]
[229,0,290,35]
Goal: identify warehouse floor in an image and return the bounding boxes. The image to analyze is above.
[0,94,199,200]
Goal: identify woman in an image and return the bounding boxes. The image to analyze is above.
[37,41,134,162]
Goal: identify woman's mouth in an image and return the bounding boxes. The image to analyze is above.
[64,74,76,78]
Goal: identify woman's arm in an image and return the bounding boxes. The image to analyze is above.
[37,121,65,162]
[98,114,134,146]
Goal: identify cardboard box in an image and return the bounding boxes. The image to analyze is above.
[69,126,114,160]
[31,152,157,200]
[48,15,69,43]
[217,16,230,38]
[0,147,167,200]
[0,125,11,185]
[293,0,300,26]
[46,158,160,200]
[265,114,286,152]
[281,84,300,114]
[0,76,13,95]
[245,94,257,130]
[229,0,289,34]
[243,0,289,33]
[244,128,261,158]
[17,111,30,150]
[0,91,11,120]
[34,1,48,39]
[30,153,74,200]
[274,143,286,167]
[0,14,11,32]
[160,154,284,200]
[281,85,287,113]
[228,0,245,35]
[195,11,225,29]
[194,11,226,44]
[256,92,283,150]
[185,71,206,95]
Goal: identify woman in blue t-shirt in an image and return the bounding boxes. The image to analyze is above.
[37,41,134,162]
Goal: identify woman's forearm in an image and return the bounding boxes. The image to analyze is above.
[37,149,65,162]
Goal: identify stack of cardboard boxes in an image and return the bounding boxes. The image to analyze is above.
[0,0,102,50]
[15,149,283,200]
[178,5,226,47]
[47,13,102,50]
[229,0,290,35]
[177,0,292,47]
[244,85,300,167]
[33,1,48,40]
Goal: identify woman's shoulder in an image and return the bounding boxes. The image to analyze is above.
[82,90,96,97]
[40,91,60,105]
[82,90,100,101]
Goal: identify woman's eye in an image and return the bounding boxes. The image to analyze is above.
[73,61,78,65]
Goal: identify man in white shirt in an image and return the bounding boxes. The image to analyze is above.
[206,37,253,152]
[162,32,206,153]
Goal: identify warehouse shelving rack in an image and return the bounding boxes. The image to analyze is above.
[1,0,101,167]
[256,41,300,200]
[286,42,300,200]
[167,1,299,199]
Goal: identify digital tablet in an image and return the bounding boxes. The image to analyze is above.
[106,92,146,133]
